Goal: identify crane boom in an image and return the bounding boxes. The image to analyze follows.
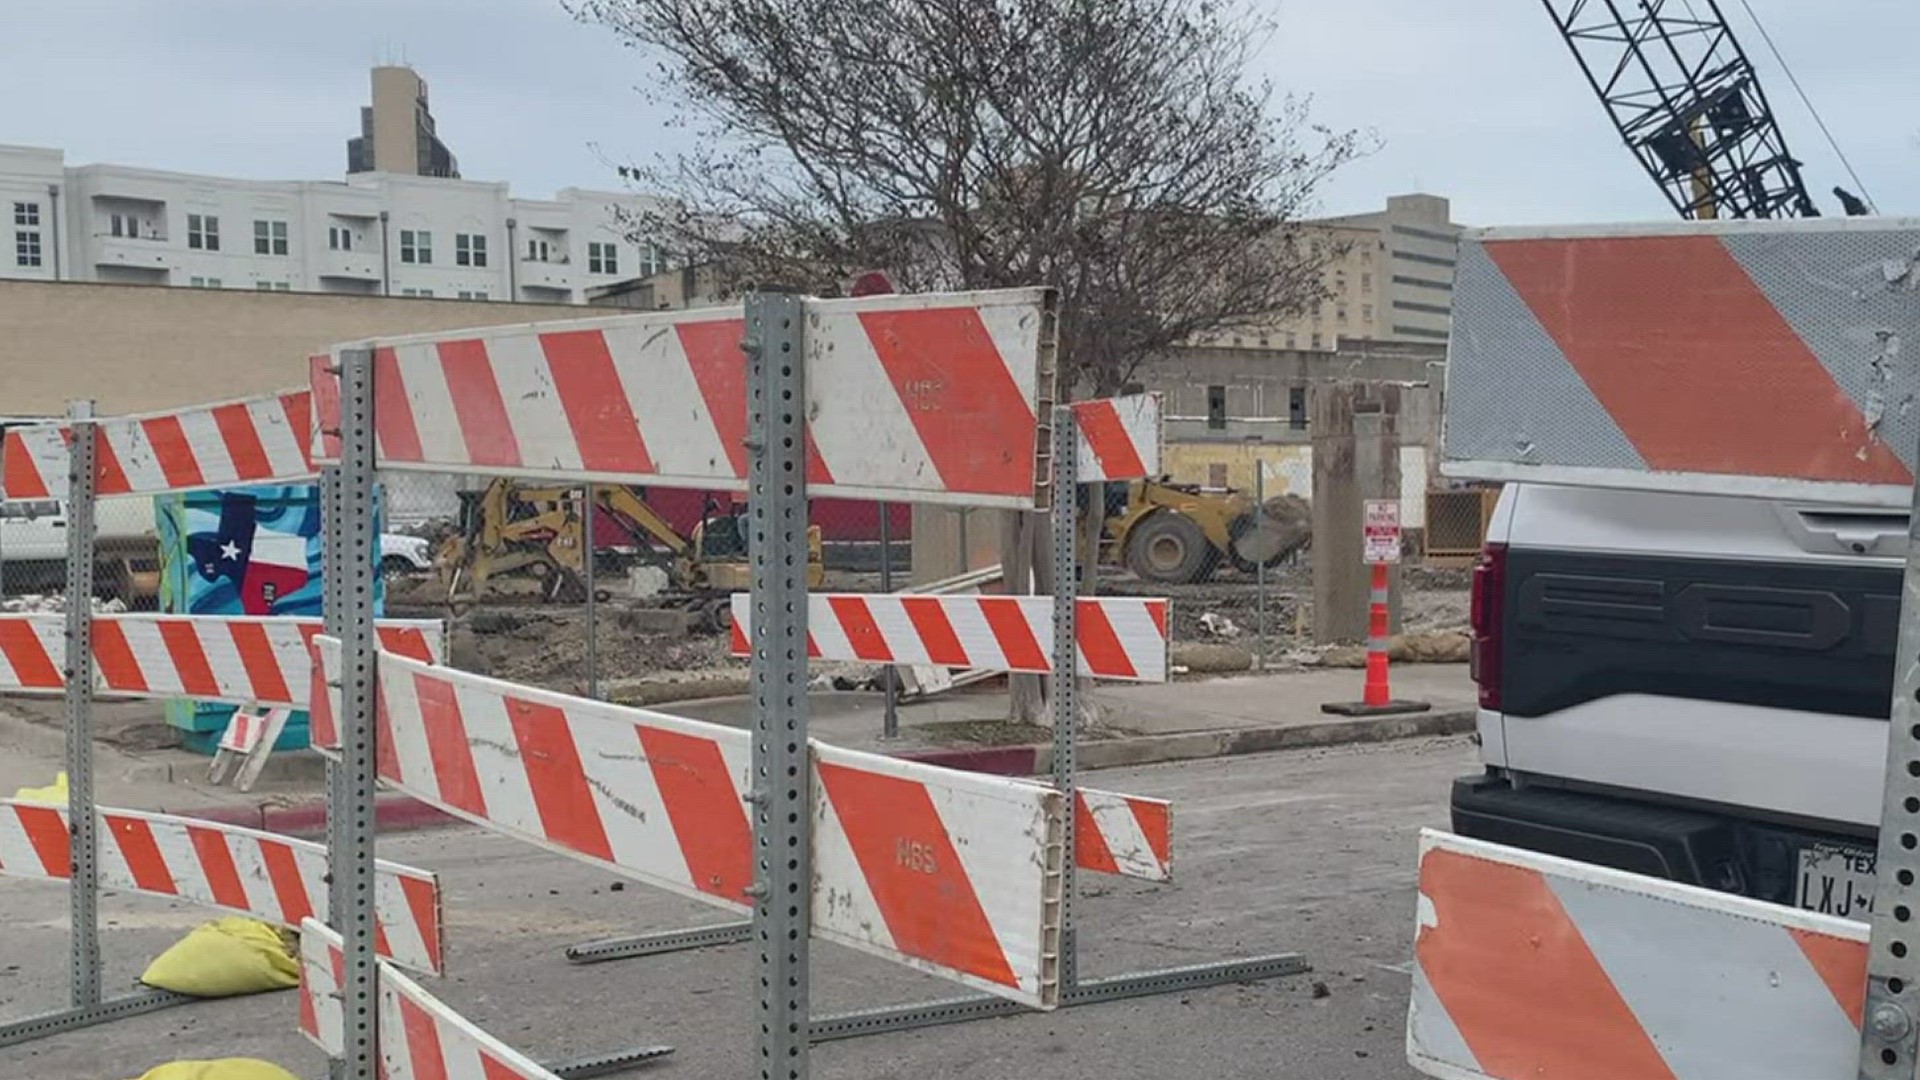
[1542,0,1819,219]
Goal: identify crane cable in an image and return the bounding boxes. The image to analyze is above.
[1730,0,1879,213]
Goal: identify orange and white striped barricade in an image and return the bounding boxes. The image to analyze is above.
[207,706,293,791]
[1408,829,1865,1080]
[1441,220,1920,507]
[309,288,1060,511]
[312,638,1068,1007]
[1071,393,1164,483]
[0,800,443,974]
[298,919,637,1077]
[0,613,442,707]
[1,388,315,501]
[729,592,1171,683]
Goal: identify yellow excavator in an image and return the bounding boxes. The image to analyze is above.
[436,478,823,629]
[1102,479,1310,585]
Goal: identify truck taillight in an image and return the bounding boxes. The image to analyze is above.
[1470,542,1506,710]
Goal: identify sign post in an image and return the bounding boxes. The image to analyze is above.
[1323,498,1428,718]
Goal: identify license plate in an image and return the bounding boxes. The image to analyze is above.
[1796,843,1875,919]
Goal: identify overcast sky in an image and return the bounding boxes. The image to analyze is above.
[4,0,1911,226]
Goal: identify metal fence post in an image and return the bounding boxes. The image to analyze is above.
[1860,435,1920,1076]
[583,485,599,700]
[1254,466,1267,670]
[63,399,99,1011]
[1050,406,1080,992]
[331,347,382,1079]
[745,292,812,1080]
[879,500,898,740]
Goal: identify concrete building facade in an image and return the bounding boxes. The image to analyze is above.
[0,114,666,304]
[1210,194,1464,352]
[347,66,460,179]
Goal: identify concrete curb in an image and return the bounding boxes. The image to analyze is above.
[171,707,1474,839]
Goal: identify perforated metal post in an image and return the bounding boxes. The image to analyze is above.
[879,500,898,740]
[1861,463,1920,1077]
[331,347,382,1079]
[63,399,99,1010]
[745,292,812,1080]
[583,485,599,699]
[1050,405,1079,990]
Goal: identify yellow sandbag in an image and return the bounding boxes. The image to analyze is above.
[12,771,67,803]
[139,917,299,998]
[129,1060,302,1080]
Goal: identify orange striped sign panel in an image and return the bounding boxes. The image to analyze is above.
[301,918,556,1078]
[1445,220,1920,507]
[1072,393,1162,482]
[314,642,1070,1008]
[1,389,316,501]
[728,593,1170,683]
[312,287,1058,510]
[0,614,440,709]
[0,800,443,975]
[1409,829,1866,1080]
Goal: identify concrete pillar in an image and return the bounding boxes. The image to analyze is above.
[1311,382,1403,644]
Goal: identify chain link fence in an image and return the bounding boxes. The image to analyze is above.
[0,465,1487,754]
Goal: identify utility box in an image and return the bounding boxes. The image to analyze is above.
[156,483,385,753]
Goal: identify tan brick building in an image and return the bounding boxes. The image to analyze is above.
[0,280,588,416]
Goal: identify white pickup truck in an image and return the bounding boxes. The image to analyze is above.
[1455,482,1894,918]
[1436,217,1920,923]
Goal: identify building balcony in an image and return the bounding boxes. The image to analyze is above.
[91,234,175,270]
[516,258,572,292]
[317,250,383,282]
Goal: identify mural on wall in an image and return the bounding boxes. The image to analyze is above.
[157,484,384,752]
[158,485,384,616]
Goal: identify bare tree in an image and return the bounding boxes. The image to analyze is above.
[575,0,1364,719]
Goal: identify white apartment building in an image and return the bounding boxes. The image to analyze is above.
[0,143,668,305]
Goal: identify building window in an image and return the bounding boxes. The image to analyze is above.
[526,238,551,262]
[189,276,222,288]
[400,230,432,264]
[637,242,665,277]
[255,281,292,292]
[401,287,435,298]
[587,241,617,275]
[1288,386,1307,430]
[1361,272,1372,292]
[110,213,138,238]
[13,202,39,227]
[329,226,354,252]
[1208,463,1229,489]
[1284,333,1297,349]
[455,233,488,268]
[1336,306,1348,324]
[1362,304,1374,322]
[457,289,489,301]
[253,219,288,256]
[15,231,41,267]
[1310,332,1322,349]
[1205,385,1227,431]
[187,214,220,251]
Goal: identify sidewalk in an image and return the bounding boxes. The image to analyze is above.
[0,663,1476,834]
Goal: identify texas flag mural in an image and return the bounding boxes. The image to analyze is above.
[188,494,313,615]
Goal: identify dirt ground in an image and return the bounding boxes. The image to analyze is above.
[418,551,1472,698]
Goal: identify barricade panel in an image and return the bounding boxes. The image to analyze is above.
[308,288,1058,509]
[1409,829,1864,1080]
[0,801,443,974]
[729,593,1169,682]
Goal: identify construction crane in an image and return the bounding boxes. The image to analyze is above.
[1541,0,1838,219]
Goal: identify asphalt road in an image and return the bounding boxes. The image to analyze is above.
[0,736,1472,1080]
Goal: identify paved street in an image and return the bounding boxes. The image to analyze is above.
[0,736,1472,1080]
